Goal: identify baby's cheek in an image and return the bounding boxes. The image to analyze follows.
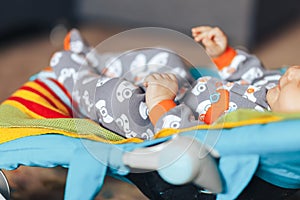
[274,92,300,112]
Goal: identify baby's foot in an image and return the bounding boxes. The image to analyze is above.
[64,29,91,54]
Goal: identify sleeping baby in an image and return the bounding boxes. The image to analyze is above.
[50,26,300,139]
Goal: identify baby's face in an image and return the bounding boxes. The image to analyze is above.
[267,66,300,113]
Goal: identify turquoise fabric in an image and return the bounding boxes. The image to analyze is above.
[190,66,220,79]
[0,134,169,199]
[181,119,300,199]
[1,120,299,200]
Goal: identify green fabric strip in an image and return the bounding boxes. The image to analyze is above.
[217,109,300,124]
[0,104,124,141]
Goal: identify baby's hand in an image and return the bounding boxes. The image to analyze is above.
[191,26,228,58]
[144,73,178,111]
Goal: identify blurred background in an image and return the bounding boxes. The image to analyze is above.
[0,0,300,199]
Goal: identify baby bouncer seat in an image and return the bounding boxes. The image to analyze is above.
[0,27,299,200]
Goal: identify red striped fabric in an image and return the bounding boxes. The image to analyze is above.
[34,79,73,116]
[20,86,58,108]
[8,96,71,118]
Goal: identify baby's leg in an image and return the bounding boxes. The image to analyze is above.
[50,50,92,92]
[98,48,193,89]
[51,51,154,139]
[78,76,154,139]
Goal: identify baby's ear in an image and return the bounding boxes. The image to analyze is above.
[64,28,91,54]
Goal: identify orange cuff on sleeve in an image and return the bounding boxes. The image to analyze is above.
[212,46,237,70]
[204,89,229,124]
[64,32,71,51]
[149,100,176,126]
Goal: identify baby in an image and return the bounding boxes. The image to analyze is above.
[51,26,300,139]
[145,26,300,130]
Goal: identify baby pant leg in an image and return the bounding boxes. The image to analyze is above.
[51,50,154,139]
[98,48,193,86]
[74,75,154,139]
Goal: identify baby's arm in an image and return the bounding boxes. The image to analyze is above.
[144,73,178,125]
[192,26,280,85]
[192,26,228,58]
[144,73,204,130]
[192,26,239,78]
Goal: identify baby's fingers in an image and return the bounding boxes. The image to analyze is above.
[166,73,177,81]
[191,26,213,34]
[144,74,156,86]
[144,73,165,87]
[194,32,209,42]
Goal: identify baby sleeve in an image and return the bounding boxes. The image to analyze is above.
[212,47,281,86]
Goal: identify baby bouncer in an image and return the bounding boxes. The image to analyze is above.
[0,28,299,200]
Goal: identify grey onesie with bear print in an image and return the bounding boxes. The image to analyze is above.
[50,29,281,139]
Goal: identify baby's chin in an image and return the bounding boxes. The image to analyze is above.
[266,86,279,109]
